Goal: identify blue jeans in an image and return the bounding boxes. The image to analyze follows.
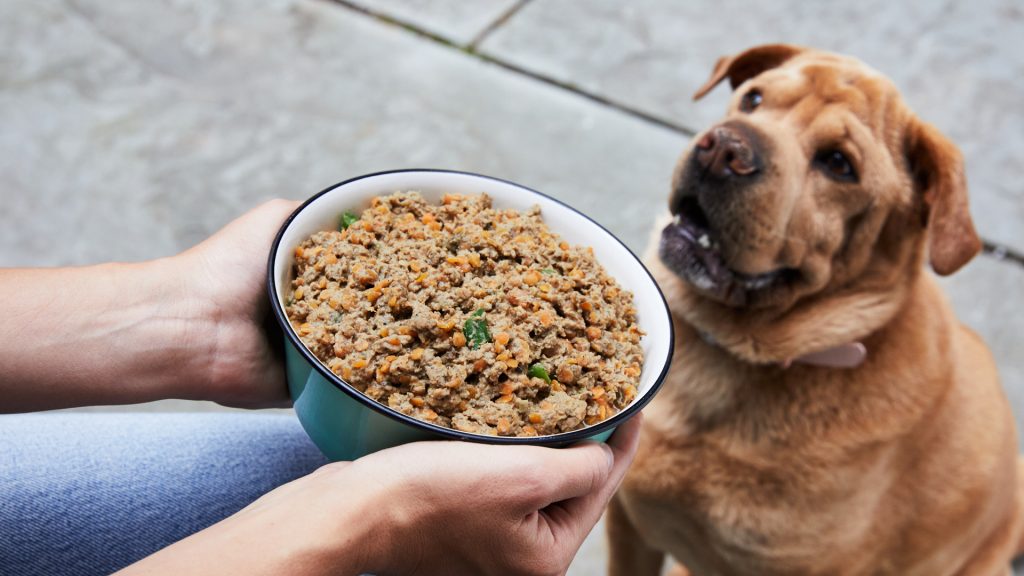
[0,412,327,575]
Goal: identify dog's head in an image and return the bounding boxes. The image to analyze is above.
[660,44,980,315]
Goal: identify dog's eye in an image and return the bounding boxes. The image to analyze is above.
[739,89,762,113]
[815,150,858,182]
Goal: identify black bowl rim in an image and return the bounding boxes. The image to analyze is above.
[267,168,674,446]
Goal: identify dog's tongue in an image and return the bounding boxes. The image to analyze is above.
[659,221,746,306]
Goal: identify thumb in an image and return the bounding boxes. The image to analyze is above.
[519,441,615,511]
[536,415,643,541]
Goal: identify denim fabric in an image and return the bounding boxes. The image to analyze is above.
[0,412,327,575]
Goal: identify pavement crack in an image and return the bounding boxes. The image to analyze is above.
[981,241,1024,268]
[467,0,534,51]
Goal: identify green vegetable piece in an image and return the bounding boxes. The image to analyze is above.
[463,309,491,349]
[339,211,360,230]
[541,268,556,275]
[528,363,551,384]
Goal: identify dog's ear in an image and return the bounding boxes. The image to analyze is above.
[693,44,806,100]
[905,118,981,275]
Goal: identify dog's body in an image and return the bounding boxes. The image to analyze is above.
[609,45,1023,575]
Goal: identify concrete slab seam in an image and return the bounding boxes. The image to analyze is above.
[467,0,535,51]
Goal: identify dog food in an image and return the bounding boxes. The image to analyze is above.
[285,192,643,436]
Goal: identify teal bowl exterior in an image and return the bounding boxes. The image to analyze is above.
[270,169,672,462]
[286,339,613,461]
[286,339,441,460]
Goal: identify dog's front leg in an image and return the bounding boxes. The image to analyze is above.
[607,492,666,576]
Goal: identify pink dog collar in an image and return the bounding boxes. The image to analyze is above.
[698,331,867,369]
[782,342,867,369]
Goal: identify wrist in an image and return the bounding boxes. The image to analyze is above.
[266,463,395,576]
[339,460,428,575]
[329,464,399,575]
[141,253,241,404]
[109,257,218,402]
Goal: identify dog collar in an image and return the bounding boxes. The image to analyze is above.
[780,342,867,369]
[698,331,867,369]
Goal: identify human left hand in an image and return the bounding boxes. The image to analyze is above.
[172,199,300,408]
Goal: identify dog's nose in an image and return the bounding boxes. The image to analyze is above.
[695,126,760,178]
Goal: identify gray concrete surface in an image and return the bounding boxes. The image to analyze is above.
[343,0,521,45]
[2,1,1022,574]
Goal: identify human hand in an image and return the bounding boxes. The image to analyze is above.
[117,416,643,576]
[173,199,299,408]
[352,415,644,575]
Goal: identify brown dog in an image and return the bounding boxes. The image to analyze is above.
[608,44,1023,576]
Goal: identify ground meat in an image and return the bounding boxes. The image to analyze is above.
[285,192,644,437]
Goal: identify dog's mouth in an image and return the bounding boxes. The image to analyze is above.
[659,197,794,307]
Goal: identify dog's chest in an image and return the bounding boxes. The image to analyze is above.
[622,429,891,575]
[621,354,894,573]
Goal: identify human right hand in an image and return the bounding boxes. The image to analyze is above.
[117,415,642,576]
[354,414,643,575]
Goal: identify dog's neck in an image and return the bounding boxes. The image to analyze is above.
[648,266,955,448]
[647,252,913,367]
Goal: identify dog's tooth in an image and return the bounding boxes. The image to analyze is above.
[673,214,682,226]
[698,233,711,249]
[741,271,782,291]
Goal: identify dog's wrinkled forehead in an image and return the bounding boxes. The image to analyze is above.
[696,46,903,133]
[741,54,899,132]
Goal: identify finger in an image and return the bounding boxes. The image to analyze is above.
[249,198,302,226]
[184,199,301,284]
[540,414,643,539]
[606,412,644,481]
[524,414,643,508]
[243,198,302,223]
[516,441,615,511]
[223,198,301,249]
[258,308,292,406]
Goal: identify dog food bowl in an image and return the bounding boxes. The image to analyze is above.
[268,169,673,461]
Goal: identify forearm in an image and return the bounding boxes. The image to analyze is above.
[114,465,381,576]
[112,508,364,576]
[0,258,216,412]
